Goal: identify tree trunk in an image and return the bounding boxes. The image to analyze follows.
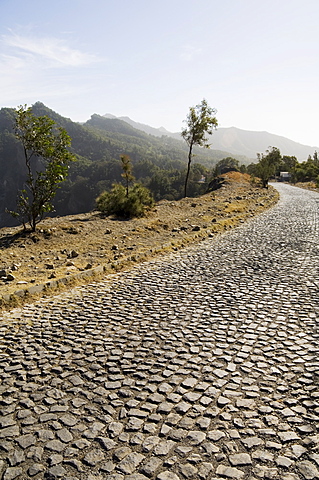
[184,142,193,198]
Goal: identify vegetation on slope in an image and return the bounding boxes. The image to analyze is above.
[0,103,244,228]
[0,172,278,309]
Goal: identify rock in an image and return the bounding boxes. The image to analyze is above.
[241,436,263,449]
[186,430,206,445]
[217,396,230,406]
[180,463,198,478]
[108,421,124,437]
[229,453,252,466]
[117,452,145,474]
[28,463,45,476]
[97,437,117,450]
[83,449,105,466]
[56,428,73,443]
[3,467,23,480]
[15,434,36,449]
[297,460,319,479]
[198,462,213,478]
[157,472,180,480]
[7,450,25,466]
[154,440,175,456]
[113,446,132,461]
[126,475,148,480]
[45,440,65,453]
[141,457,162,476]
[278,431,300,442]
[291,444,307,458]
[47,464,67,477]
[48,454,63,466]
[276,456,294,468]
[142,435,160,452]
[0,426,20,438]
[216,464,245,478]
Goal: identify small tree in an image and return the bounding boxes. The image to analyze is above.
[121,154,134,197]
[213,157,239,177]
[281,155,298,183]
[181,99,218,197]
[96,155,154,218]
[256,147,281,188]
[9,105,75,231]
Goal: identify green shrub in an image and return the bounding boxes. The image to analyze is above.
[96,183,154,218]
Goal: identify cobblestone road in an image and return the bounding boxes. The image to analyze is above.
[0,183,319,480]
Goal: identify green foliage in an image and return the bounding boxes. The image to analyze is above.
[8,105,75,231]
[96,155,154,218]
[248,150,319,186]
[255,147,281,188]
[121,154,134,196]
[181,99,218,197]
[213,157,239,176]
[96,183,154,218]
[293,152,319,183]
[0,103,246,227]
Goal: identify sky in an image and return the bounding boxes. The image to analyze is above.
[1,0,319,147]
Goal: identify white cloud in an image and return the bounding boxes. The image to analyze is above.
[180,45,202,62]
[0,31,105,108]
[2,32,99,67]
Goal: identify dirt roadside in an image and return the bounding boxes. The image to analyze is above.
[0,172,279,310]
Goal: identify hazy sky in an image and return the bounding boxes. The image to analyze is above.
[1,0,318,147]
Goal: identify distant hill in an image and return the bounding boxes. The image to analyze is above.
[104,113,174,139]
[2,102,316,229]
[0,103,239,228]
[211,127,318,161]
[105,114,318,161]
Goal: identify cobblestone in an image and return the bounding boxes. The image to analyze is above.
[0,183,318,479]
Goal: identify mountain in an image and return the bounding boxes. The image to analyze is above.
[2,102,317,229]
[104,113,176,139]
[0,103,236,228]
[210,127,318,161]
[105,114,318,161]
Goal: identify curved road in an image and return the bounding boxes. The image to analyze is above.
[0,183,318,480]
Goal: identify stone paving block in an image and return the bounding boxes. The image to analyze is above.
[216,464,245,478]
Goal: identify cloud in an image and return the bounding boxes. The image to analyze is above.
[2,32,99,67]
[180,45,202,62]
[0,31,105,107]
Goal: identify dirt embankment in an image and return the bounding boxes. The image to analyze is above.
[0,172,279,309]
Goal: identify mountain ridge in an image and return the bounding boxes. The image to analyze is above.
[104,113,318,161]
[0,103,238,228]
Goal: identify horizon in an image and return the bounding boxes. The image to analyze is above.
[103,111,319,148]
[3,101,319,152]
[1,0,319,147]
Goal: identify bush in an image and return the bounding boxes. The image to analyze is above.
[96,183,154,218]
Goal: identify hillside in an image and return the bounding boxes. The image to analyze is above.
[107,114,318,161]
[211,127,318,161]
[0,103,243,228]
[2,101,316,230]
[0,172,278,307]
